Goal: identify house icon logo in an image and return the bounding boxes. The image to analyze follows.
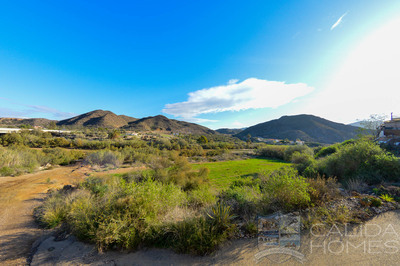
[255,212,305,263]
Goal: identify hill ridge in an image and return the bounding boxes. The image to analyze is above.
[122,115,216,134]
[57,110,136,128]
[236,114,359,144]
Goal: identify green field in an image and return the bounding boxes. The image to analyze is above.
[192,158,290,189]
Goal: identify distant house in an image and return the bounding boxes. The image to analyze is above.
[377,115,400,145]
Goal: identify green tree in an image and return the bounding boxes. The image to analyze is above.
[246,134,252,144]
[108,130,121,140]
[197,135,208,144]
[19,124,33,129]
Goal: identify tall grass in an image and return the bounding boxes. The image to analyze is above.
[0,146,84,176]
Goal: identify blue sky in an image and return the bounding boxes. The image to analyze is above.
[1,0,400,129]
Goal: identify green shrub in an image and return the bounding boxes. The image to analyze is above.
[187,185,216,208]
[0,166,14,176]
[260,167,311,211]
[41,148,84,165]
[359,196,383,208]
[35,189,86,228]
[371,197,382,207]
[283,145,314,161]
[243,221,258,236]
[256,145,287,160]
[316,140,400,184]
[151,156,210,191]
[291,151,316,175]
[158,202,236,255]
[84,150,124,167]
[222,185,261,218]
[35,193,68,228]
[315,145,337,158]
[67,192,100,241]
[36,169,235,255]
[0,146,39,176]
[160,214,235,255]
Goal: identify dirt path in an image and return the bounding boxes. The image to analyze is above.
[0,165,139,265]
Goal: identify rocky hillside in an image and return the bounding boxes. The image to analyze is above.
[0,118,56,127]
[236,114,359,144]
[57,110,136,128]
[122,115,216,135]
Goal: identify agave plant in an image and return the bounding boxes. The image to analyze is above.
[380,194,394,203]
[207,202,236,233]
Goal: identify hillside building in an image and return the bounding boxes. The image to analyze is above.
[377,114,400,145]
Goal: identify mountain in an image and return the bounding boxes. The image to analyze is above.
[119,115,138,123]
[216,128,245,135]
[348,121,365,128]
[122,115,216,135]
[236,114,359,144]
[57,110,136,128]
[1,109,216,134]
[0,117,56,127]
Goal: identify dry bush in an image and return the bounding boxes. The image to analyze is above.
[345,177,368,193]
[307,176,341,204]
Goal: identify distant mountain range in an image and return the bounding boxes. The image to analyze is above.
[1,110,361,143]
[216,128,245,135]
[56,110,215,135]
[348,121,365,128]
[0,117,56,127]
[235,114,360,144]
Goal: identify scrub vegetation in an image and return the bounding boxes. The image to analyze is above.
[1,128,399,255]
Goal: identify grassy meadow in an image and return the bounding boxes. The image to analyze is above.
[192,158,289,189]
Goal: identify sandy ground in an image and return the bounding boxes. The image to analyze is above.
[0,165,140,265]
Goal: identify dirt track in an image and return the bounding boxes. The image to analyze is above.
[0,165,138,265]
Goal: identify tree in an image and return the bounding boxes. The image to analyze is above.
[358,114,387,137]
[197,135,208,144]
[108,130,121,140]
[246,134,252,144]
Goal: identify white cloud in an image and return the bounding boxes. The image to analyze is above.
[163,78,314,121]
[26,105,76,119]
[303,17,400,123]
[183,117,218,124]
[232,121,245,128]
[228,79,239,85]
[0,97,75,119]
[331,12,348,30]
